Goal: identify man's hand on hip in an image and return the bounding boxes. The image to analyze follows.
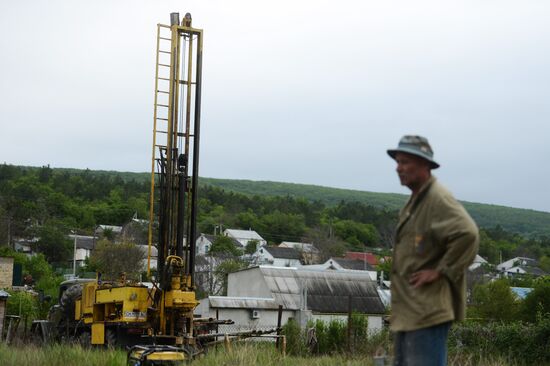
[409,270,441,288]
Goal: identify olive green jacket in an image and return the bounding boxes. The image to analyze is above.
[390,176,479,332]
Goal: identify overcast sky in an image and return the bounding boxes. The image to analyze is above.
[1,1,549,212]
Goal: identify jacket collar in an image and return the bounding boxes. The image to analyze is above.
[396,176,436,234]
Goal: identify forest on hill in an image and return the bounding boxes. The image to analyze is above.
[199,177,550,238]
[0,164,549,268]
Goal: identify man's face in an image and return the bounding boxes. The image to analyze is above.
[394,152,431,190]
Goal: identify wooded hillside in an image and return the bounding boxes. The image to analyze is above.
[0,164,549,268]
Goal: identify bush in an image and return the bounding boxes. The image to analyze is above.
[6,290,39,321]
[281,319,306,356]
[283,315,387,357]
[449,320,550,364]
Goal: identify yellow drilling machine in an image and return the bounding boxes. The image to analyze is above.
[32,12,211,364]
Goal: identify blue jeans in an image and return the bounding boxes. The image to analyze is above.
[393,321,451,366]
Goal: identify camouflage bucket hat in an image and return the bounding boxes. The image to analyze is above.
[387,135,440,169]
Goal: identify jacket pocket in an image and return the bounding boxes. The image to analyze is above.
[412,230,433,256]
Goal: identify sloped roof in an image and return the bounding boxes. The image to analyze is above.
[510,287,533,300]
[517,266,547,276]
[344,252,379,266]
[224,229,265,242]
[264,246,302,260]
[97,225,123,233]
[209,296,280,310]
[252,266,385,314]
[69,235,96,250]
[200,234,217,243]
[279,242,319,253]
[330,258,376,271]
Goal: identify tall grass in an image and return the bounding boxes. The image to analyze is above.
[0,344,126,366]
[0,342,524,366]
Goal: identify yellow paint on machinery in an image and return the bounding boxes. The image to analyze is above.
[91,323,105,345]
[164,289,197,309]
[75,281,150,324]
[127,346,187,366]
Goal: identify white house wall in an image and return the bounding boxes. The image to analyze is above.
[75,248,90,262]
[227,268,272,298]
[272,258,302,267]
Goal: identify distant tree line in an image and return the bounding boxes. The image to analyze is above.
[0,164,549,269]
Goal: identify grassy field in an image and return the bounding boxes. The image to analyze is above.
[0,343,526,366]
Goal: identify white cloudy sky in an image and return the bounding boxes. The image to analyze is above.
[1,1,549,212]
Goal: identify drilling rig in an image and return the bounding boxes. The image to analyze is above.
[128,11,204,362]
[32,13,206,363]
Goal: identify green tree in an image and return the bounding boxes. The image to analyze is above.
[258,211,306,243]
[470,279,520,322]
[6,291,39,320]
[303,226,347,261]
[88,239,145,280]
[33,223,72,263]
[332,219,379,249]
[377,258,392,280]
[521,278,550,323]
[245,239,259,254]
[209,236,241,256]
[539,255,550,273]
[213,259,248,295]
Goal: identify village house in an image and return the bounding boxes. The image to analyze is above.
[497,257,537,271]
[195,233,242,256]
[223,229,267,249]
[195,234,217,256]
[279,241,320,264]
[195,266,386,334]
[68,234,96,268]
[94,224,123,240]
[503,265,547,277]
[496,256,546,277]
[344,251,379,266]
[469,254,489,271]
[121,218,149,245]
[252,246,302,267]
[13,237,37,256]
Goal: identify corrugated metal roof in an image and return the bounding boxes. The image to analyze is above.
[256,267,385,314]
[209,296,280,309]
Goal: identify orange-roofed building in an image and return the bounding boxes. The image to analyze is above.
[344,251,379,266]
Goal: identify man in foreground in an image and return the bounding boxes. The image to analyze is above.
[387,135,479,366]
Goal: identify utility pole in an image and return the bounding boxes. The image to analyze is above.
[72,231,77,278]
